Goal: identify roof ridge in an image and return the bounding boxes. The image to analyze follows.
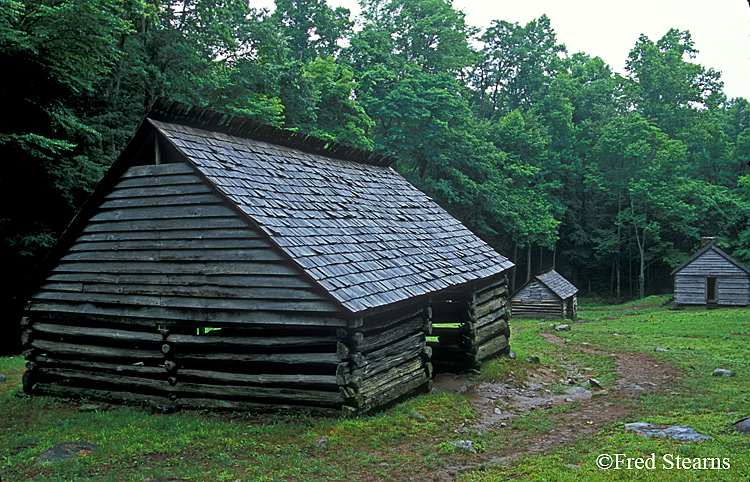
[148,98,398,168]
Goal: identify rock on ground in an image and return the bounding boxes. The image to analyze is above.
[449,440,477,453]
[625,423,713,442]
[733,416,750,434]
[34,441,100,466]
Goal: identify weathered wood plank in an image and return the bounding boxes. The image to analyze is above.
[67,238,273,252]
[475,296,508,318]
[31,291,340,313]
[28,383,176,410]
[360,358,424,397]
[361,371,429,410]
[45,272,313,290]
[105,183,214,200]
[354,338,425,379]
[36,367,171,392]
[113,174,204,189]
[33,322,163,343]
[166,333,338,348]
[89,205,239,223]
[28,305,348,327]
[360,304,426,334]
[39,282,324,301]
[121,163,196,178]
[173,352,339,365]
[476,334,509,361]
[177,369,338,388]
[83,217,247,233]
[363,332,425,364]
[475,283,508,306]
[49,261,301,276]
[476,319,510,345]
[75,228,261,243]
[31,339,164,360]
[60,248,286,263]
[32,356,167,376]
[99,194,222,210]
[174,382,344,406]
[476,276,508,296]
[355,314,425,353]
[475,307,508,329]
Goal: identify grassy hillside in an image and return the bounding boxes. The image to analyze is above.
[1,296,749,481]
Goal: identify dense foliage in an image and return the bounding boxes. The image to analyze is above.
[2,0,749,350]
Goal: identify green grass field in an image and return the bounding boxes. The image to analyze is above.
[1,296,749,481]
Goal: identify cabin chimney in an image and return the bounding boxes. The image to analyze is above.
[701,237,718,248]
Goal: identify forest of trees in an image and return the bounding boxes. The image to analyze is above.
[2,0,749,351]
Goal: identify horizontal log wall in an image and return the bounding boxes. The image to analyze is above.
[510,300,565,320]
[23,316,349,412]
[675,275,750,306]
[674,248,750,306]
[510,278,570,319]
[469,277,511,362]
[29,162,343,325]
[337,302,432,414]
[24,162,354,413]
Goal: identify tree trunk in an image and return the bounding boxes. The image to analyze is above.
[510,241,518,293]
[616,259,621,303]
[539,245,543,273]
[616,190,622,303]
[526,243,532,283]
[552,242,557,268]
[631,198,646,299]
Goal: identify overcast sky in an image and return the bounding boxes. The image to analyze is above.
[254,0,750,100]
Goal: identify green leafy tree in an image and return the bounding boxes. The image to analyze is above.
[590,113,694,298]
[0,0,130,351]
[625,29,724,137]
[356,0,477,74]
[271,0,353,62]
[300,56,374,149]
[473,15,566,118]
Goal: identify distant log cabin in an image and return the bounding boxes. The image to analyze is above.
[21,99,515,415]
[510,269,578,320]
[671,237,750,307]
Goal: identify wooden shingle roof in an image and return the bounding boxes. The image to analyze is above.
[534,269,578,300]
[148,106,513,314]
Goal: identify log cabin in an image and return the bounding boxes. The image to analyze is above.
[671,237,750,307]
[510,269,578,320]
[21,99,515,415]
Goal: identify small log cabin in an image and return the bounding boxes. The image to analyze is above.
[671,237,750,307]
[510,269,578,320]
[22,99,515,415]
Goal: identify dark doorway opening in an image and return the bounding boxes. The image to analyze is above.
[706,277,718,303]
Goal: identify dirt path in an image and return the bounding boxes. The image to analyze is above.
[413,332,681,481]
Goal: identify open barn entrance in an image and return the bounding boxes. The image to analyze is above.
[427,277,512,375]
[428,293,477,374]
